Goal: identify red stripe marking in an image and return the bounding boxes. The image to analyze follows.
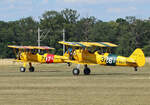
[46,54,54,63]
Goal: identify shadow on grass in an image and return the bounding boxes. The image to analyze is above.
[0,70,150,78]
[90,72,150,76]
[36,70,70,73]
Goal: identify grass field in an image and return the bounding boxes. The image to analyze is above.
[0,62,150,105]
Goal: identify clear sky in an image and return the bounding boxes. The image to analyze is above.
[0,0,149,22]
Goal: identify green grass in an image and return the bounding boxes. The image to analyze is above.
[0,63,150,105]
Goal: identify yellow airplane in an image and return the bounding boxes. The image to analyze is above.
[58,41,145,75]
[8,45,67,72]
[8,41,145,75]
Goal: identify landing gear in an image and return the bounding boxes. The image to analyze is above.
[67,62,71,67]
[29,67,35,72]
[72,68,80,75]
[20,62,35,72]
[29,62,35,72]
[134,67,138,71]
[84,68,91,75]
[84,65,91,75]
[20,67,26,72]
[72,64,91,75]
[72,64,80,75]
[20,62,26,72]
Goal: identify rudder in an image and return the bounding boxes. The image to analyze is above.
[129,48,145,67]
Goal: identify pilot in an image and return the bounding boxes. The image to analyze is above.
[39,50,46,55]
[68,48,75,60]
[31,49,38,55]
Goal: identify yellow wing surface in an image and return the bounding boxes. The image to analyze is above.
[64,59,97,65]
[8,45,54,50]
[58,41,117,47]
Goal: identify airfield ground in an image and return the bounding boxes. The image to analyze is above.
[0,59,150,105]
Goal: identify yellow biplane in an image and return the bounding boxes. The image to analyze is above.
[58,41,145,75]
[8,45,67,72]
[8,41,145,75]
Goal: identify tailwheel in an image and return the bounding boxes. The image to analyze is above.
[29,67,35,72]
[67,62,71,67]
[20,67,26,72]
[84,67,91,75]
[72,68,80,75]
[134,67,138,71]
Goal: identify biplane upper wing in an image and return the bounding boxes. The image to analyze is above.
[8,45,54,50]
[81,42,118,47]
[58,41,91,47]
[58,41,117,47]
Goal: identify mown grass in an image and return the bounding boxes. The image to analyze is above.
[0,63,150,105]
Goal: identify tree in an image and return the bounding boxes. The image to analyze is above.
[61,8,79,24]
[77,16,96,41]
[1,9,150,58]
[40,10,65,54]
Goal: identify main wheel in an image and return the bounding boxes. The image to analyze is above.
[72,68,80,75]
[84,67,91,75]
[29,67,35,72]
[134,67,138,71]
[20,67,26,72]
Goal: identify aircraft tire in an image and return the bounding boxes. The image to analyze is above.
[134,67,138,71]
[29,67,35,72]
[20,67,26,72]
[84,68,91,75]
[72,68,80,75]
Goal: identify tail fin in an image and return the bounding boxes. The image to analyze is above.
[129,48,145,67]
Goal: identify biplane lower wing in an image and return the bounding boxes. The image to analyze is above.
[54,56,68,60]
[64,60,97,65]
[12,59,40,64]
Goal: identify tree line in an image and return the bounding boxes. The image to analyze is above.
[0,8,150,58]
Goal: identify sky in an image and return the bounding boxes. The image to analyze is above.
[0,0,149,22]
